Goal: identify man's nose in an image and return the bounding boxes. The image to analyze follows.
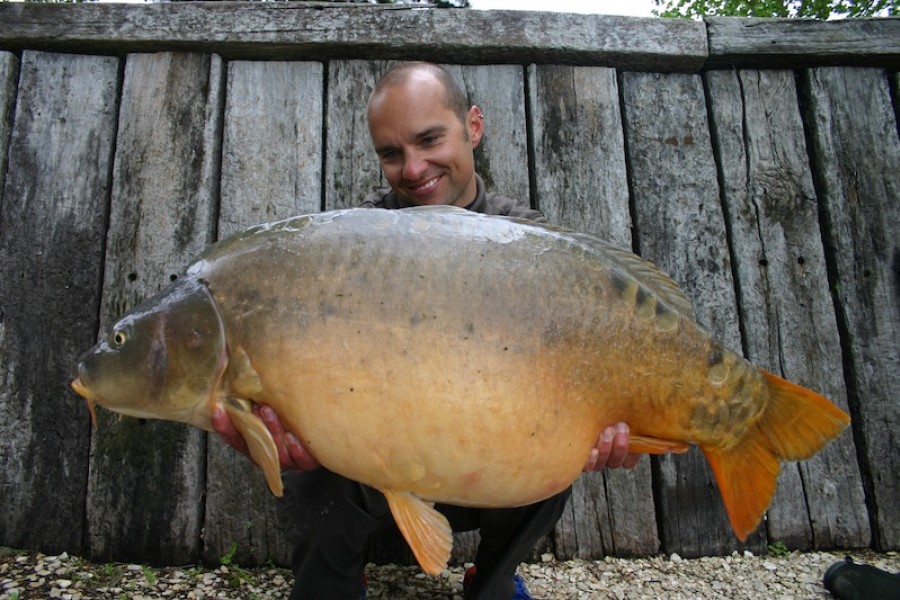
[402,151,428,181]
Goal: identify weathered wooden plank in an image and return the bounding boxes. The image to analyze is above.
[218,60,324,228]
[528,64,631,243]
[324,60,390,211]
[706,68,869,550]
[86,52,224,566]
[0,3,708,72]
[528,64,659,559]
[706,17,900,69]
[0,52,18,189]
[203,60,325,568]
[893,73,899,129]
[802,66,900,551]
[621,71,766,558]
[0,51,119,554]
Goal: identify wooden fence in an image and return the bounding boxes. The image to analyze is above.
[0,3,898,569]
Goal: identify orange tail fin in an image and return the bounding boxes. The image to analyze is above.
[703,369,850,540]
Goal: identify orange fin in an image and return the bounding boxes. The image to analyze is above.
[628,435,689,455]
[703,370,850,541]
[758,370,850,461]
[222,398,284,497]
[703,433,780,541]
[382,489,452,576]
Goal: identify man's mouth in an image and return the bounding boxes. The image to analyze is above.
[410,176,440,193]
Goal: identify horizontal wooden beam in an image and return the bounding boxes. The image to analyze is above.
[1,5,898,72]
[706,16,900,69]
[2,2,708,71]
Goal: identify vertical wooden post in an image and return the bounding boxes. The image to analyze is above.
[0,51,119,555]
[86,52,224,566]
[803,66,900,551]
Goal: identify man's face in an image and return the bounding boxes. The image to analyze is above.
[367,74,483,207]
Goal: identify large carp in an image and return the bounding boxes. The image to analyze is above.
[72,206,849,575]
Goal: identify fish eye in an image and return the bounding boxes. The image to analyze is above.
[112,329,128,348]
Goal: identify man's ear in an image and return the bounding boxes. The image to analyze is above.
[467,105,485,149]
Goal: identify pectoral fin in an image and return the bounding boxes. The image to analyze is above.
[382,489,452,576]
[222,398,284,497]
[629,435,690,455]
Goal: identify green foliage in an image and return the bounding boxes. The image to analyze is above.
[220,541,239,566]
[652,0,897,18]
[767,540,790,556]
[141,565,158,585]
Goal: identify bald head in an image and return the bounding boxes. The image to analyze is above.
[368,62,470,125]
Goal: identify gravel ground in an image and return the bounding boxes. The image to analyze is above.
[2,546,898,599]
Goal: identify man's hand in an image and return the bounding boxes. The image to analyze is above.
[211,403,321,471]
[583,422,640,471]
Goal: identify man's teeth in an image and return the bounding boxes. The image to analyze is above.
[414,177,439,191]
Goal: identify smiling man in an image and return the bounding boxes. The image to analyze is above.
[214,62,637,600]
[366,65,483,208]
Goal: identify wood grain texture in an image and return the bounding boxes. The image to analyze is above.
[324,60,391,211]
[0,3,707,72]
[802,66,900,551]
[528,65,631,243]
[706,68,869,550]
[621,71,766,558]
[706,17,900,69]
[203,60,326,567]
[85,52,224,566]
[0,52,18,191]
[0,50,119,555]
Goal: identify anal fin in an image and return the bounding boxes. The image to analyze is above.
[382,489,453,576]
[629,435,690,455]
[222,398,284,497]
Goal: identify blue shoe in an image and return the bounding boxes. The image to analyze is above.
[463,567,533,600]
[511,573,532,600]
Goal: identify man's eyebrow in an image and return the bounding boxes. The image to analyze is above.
[415,125,447,140]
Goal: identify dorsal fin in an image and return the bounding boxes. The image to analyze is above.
[569,233,696,320]
[405,210,697,321]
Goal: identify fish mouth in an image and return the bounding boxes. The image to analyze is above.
[71,377,98,429]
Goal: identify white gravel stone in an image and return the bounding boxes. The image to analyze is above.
[1,546,898,599]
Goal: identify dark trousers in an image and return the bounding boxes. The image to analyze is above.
[278,468,572,600]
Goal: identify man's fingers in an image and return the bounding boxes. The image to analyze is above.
[286,432,322,471]
[584,423,641,471]
[605,422,631,469]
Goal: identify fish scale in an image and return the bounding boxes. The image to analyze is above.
[72,206,850,576]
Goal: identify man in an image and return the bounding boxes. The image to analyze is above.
[213,62,638,600]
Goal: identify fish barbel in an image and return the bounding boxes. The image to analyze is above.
[71,206,849,574]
